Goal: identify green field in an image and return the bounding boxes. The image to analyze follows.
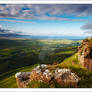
[0,38,81,74]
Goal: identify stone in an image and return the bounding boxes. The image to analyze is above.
[54,68,79,87]
[30,65,53,83]
[33,64,47,71]
[15,72,31,88]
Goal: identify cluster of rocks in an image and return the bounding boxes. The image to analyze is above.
[78,38,92,70]
[15,64,79,88]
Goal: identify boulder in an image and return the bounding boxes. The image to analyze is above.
[30,64,53,83]
[15,72,31,88]
[54,68,79,87]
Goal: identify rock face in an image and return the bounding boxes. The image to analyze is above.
[15,64,79,88]
[78,38,92,70]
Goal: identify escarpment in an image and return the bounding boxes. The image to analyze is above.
[78,38,92,70]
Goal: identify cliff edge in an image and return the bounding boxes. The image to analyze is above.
[78,38,92,70]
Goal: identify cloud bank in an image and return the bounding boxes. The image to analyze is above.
[0,24,23,35]
[0,4,92,21]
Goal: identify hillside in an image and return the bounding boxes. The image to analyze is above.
[1,53,92,88]
[1,38,92,88]
[60,53,92,88]
[0,54,78,88]
[0,64,38,88]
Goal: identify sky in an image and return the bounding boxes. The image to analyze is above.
[1,4,92,38]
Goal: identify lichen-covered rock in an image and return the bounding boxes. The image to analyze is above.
[15,64,79,88]
[15,72,31,88]
[30,64,53,83]
[33,64,47,72]
[54,68,79,87]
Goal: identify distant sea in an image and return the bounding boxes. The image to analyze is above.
[0,34,90,40]
[30,35,88,40]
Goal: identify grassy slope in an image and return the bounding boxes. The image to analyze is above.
[59,53,92,88]
[0,64,38,88]
[1,53,92,88]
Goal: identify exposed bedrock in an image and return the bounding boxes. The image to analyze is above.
[15,64,79,88]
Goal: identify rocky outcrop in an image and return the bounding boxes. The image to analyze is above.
[54,68,79,87]
[15,64,79,88]
[78,38,92,70]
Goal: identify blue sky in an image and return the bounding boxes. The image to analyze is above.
[0,4,92,37]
